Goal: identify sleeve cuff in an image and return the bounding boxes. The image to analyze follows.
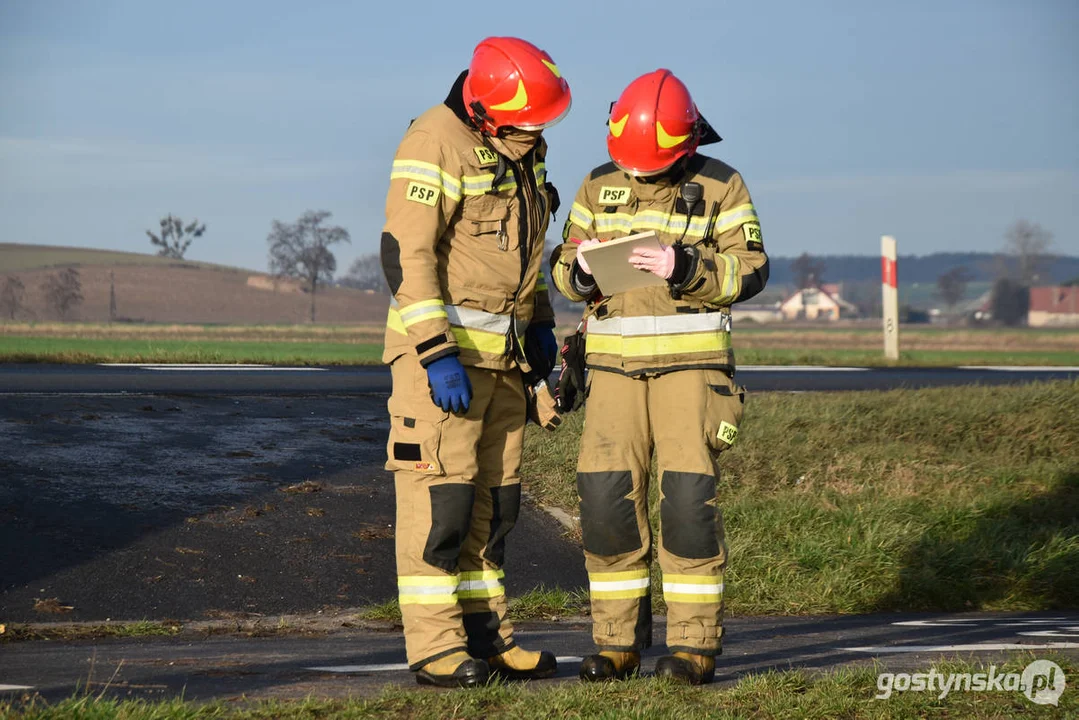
[668,245,700,291]
[571,262,597,296]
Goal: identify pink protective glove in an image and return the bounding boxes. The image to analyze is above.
[575,238,601,275]
[629,245,677,279]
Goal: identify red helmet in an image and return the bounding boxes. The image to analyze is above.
[607,69,704,176]
[463,37,571,135]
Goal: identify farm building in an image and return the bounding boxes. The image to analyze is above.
[779,284,858,321]
[1028,286,1079,327]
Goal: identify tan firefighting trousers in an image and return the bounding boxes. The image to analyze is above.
[576,368,745,657]
[386,353,527,669]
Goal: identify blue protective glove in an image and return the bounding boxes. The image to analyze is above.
[425,354,472,414]
[525,323,559,378]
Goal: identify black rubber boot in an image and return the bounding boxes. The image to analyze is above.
[488,647,558,680]
[578,651,640,682]
[415,653,490,688]
[654,652,715,685]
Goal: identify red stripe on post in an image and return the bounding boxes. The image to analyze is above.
[881,257,897,289]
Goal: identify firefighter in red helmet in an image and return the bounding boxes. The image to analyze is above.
[380,37,570,688]
[550,69,769,685]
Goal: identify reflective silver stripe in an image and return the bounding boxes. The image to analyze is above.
[587,313,731,337]
[569,203,594,228]
[445,305,512,334]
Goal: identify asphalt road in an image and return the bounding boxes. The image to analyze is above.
[0,393,584,624]
[2,613,1077,702]
[1,363,1076,395]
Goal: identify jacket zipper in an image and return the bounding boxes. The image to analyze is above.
[508,150,538,361]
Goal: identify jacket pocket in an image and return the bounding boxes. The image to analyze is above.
[385,356,449,476]
[703,372,746,455]
[460,195,515,251]
[385,413,446,476]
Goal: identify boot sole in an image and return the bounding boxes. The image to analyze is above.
[415,671,488,688]
[489,666,558,681]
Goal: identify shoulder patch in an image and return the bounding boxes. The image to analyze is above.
[597,186,631,205]
[406,181,440,206]
[473,146,498,166]
[589,161,620,181]
[743,222,763,248]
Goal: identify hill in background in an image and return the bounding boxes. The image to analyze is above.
[0,243,389,324]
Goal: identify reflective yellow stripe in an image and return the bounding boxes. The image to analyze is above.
[663,572,724,603]
[398,299,448,328]
[586,331,731,357]
[457,569,505,600]
[461,170,517,195]
[589,569,650,600]
[398,574,459,605]
[450,326,507,354]
[386,308,406,335]
[589,569,649,582]
[706,254,742,305]
[712,204,758,234]
[569,202,594,229]
[398,575,459,587]
[399,593,458,605]
[391,159,462,201]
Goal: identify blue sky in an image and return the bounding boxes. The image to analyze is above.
[1,0,1076,273]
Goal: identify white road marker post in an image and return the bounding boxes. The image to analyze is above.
[881,236,899,361]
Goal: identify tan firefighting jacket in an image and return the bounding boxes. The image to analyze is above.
[381,72,557,371]
[550,155,769,376]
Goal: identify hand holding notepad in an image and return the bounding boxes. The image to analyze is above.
[577,231,669,295]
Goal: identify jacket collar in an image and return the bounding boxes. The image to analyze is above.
[444,70,475,128]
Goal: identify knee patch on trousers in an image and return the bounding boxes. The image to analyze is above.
[577,471,641,556]
[484,484,521,567]
[660,471,719,559]
[423,483,476,573]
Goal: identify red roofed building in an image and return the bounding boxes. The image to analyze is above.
[1028,286,1079,327]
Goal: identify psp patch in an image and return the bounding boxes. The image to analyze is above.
[743,222,763,249]
[717,421,739,446]
[473,146,499,166]
[597,186,631,205]
[406,181,440,206]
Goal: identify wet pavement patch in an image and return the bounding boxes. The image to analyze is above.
[0,393,587,623]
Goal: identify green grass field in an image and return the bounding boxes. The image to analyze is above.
[523,380,1079,616]
[2,326,1078,365]
[4,655,1074,718]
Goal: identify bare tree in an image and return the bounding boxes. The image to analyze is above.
[790,252,826,289]
[1003,220,1052,286]
[0,276,26,320]
[267,210,351,323]
[936,266,972,310]
[148,214,206,259]
[340,253,388,293]
[41,268,83,320]
[989,277,1029,326]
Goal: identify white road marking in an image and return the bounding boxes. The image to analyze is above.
[1019,629,1079,638]
[957,366,1079,372]
[0,685,33,691]
[148,367,326,372]
[893,619,986,627]
[307,656,584,674]
[844,642,1079,653]
[98,363,325,372]
[739,366,870,372]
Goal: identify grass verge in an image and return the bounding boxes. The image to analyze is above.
[2,324,1078,365]
[0,621,181,643]
[522,380,1079,615]
[0,336,383,365]
[3,655,1074,718]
